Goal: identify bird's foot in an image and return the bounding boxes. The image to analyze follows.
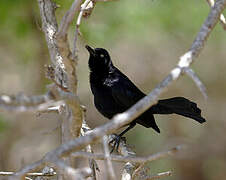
[109,134,126,153]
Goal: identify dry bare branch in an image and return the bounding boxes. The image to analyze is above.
[0,92,52,107]
[25,177,32,180]
[184,67,207,99]
[37,103,66,115]
[102,135,116,180]
[112,139,180,179]
[37,0,67,88]
[2,167,56,179]
[38,0,83,135]
[71,145,182,163]
[57,0,83,40]
[0,92,64,113]
[81,119,99,180]
[146,171,172,180]
[0,171,56,176]
[73,0,94,58]
[38,0,83,172]
[206,0,226,30]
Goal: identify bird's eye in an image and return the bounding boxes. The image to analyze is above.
[100,54,104,58]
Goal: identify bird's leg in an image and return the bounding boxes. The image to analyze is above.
[109,122,136,153]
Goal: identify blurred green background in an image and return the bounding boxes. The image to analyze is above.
[0,0,226,179]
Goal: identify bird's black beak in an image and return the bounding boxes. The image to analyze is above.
[85,45,95,56]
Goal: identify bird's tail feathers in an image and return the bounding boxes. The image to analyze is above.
[150,97,206,124]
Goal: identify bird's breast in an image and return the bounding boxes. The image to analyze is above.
[90,83,122,119]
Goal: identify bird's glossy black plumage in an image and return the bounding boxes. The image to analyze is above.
[86,45,206,150]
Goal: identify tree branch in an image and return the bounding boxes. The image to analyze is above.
[81,119,99,180]
[146,171,172,180]
[0,92,65,113]
[38,0,83,172]
[103,135,116,180]
[184,67,207,99]
[73,0,95,57]
[206,0,226,30]
[71,145,182,163]
[0,171,56,177]
[0,92,52,105]
[57,0,83,40]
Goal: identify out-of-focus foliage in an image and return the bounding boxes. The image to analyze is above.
[1,0,224,47]
[0,116,7,133]
[81,0,210,44]
[0,0,38,63]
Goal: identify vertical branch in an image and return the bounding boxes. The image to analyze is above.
[73,0,95,57]
[102,136,116,180]
[37,0,67,88]
[81,116,99,180]
[37,0,83,170]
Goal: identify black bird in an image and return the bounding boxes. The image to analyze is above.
[86,45,205,151]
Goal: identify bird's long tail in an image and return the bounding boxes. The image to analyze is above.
[150,97,206,123]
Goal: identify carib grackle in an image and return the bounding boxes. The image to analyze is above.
[86,45,206,152]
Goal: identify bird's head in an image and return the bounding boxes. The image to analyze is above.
[86,45,113,73]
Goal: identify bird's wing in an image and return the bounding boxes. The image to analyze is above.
[110,69,145,108]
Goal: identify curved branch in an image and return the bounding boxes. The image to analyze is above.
[71,145,182,163]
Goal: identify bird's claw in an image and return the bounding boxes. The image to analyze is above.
[109,134,125,153]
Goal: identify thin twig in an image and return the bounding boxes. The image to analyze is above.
[37,103,65,115]
[146,171,172,180]
[57,0,83,39]
[102,135,116,180]
[81,120,99,180]
[0,92,53,107]
[184,67,207,99]
[0,98,64,113]
[0,171,56,176]
[71,145,182,163]
[73,0,93,58]
[4,168,56,180]
[25,177,32,180]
